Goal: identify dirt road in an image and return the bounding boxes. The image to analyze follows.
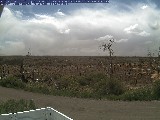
[0,86,160,120]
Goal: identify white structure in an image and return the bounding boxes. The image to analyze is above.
[0,107,73,120]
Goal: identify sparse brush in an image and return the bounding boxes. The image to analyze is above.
[0,99,37,114]
[0,77,26,89]
[153,80,160,99]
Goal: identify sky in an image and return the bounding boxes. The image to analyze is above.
[0,0,160,56]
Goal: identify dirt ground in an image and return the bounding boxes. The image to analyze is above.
[0,86,160,120]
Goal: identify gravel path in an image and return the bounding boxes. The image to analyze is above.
[0,86,160,120]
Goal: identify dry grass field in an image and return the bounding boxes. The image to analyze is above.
[0,56,159,87]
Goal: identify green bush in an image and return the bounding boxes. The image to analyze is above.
[25,83,50,94]
[80,92,93,98]
[93,77,125,99]
[153,80,160,99]
[120,87,153,101]
[106,78,125,95]
[0,77,26,89]
[78,73,107,87]
[0,99,37,114]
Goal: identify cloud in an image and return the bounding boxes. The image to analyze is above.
[1,41,25,55]
[124,24,150,37]
[95,35,113,41]
[116,39,128,43]
[0,2,160,56]
[124,24,140,34]
[55,9,65,16]
[138,31,150,37]
[145,41,152,44]
[149,21,159,30]
[141,5,148,10]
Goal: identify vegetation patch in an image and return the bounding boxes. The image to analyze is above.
[153,80,160,100]
[0,75,160,101]
[0,99,37,114]
[0,77,25,89]
[119,87,153,101]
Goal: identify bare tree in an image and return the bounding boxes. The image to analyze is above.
[100,39,115,79]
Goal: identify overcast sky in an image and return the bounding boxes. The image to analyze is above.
[0,0,160,56]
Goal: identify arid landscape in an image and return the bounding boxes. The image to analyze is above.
[0,56,160,119]
[1,56,160,87]
[1,0,160,119]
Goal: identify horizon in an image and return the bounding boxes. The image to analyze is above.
[0,55,157,58]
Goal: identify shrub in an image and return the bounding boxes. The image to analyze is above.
[106,78,125,95]
[120,87,153,101]
[79,91,93,98]
[0,99,37,114]
[93,77,125,99]
[153,80,160,99]
[0,77,26,89]
[28,100,37,110]
[78,73,107,87]
[25,82,50,94]
[78,77,90,86]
